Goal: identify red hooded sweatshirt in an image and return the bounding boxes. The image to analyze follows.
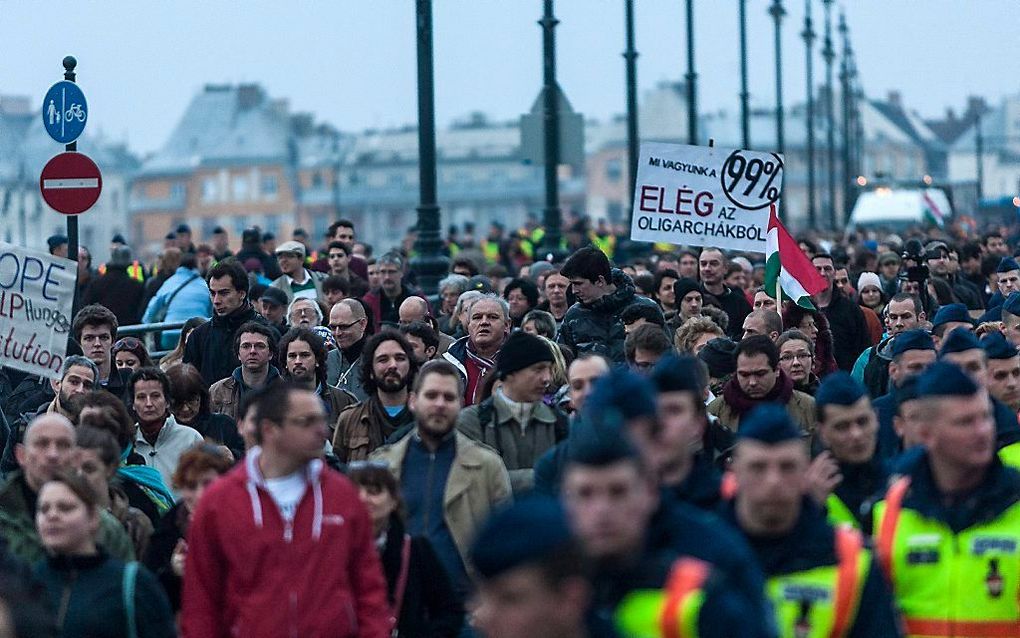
[181,448,391,638]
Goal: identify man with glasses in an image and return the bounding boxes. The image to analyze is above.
[286,298,323,330]
[271,240,327,306]
[183,383,391,638]
[812,253,870,371]
[209,322,282,422]
[326,298,370,401]
[361,251,429,331]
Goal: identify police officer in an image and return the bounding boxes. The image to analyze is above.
[722,404,901,637]
[810,372,889,530]
[870,329,937,461]
[873,361,1020,637]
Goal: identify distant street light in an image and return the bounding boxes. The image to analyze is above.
[801,0,817,228]
[769,0,786,155]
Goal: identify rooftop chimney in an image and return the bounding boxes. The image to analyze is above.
[887,91,902,108]
[237,84,263,110]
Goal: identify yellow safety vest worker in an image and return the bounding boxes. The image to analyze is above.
[614,557,710,638]
[766,526,869,638]
[481,240,501,264]
[874,476,1020,638]
[825,494,860,530]
[1000,442,1020,470]
[98,261,145,282]
[590,232,617,259]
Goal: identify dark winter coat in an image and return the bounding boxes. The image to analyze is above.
[820,289,872,371]
[378,515,464,638]
[34,551,175,638]
[183,302,277,387]
[557,269,662,364]
[84,266,145,327]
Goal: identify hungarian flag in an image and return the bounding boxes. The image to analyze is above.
[764,204,827,309]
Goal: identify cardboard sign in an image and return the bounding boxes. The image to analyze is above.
[0,242,76,379]
[629,142,784,252]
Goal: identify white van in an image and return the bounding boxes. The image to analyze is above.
[848,187,953,231]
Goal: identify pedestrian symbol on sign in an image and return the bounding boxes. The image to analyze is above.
[41,80,87,144]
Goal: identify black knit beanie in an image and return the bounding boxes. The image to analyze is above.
[496,331,555,379]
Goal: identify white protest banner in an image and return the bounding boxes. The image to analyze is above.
[629,142,784,253]
[0,242,76,379]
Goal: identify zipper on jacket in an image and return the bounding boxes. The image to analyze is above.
[56,569,78,628]
[423,451,436,531]
[284,519,294,543]
[289,591,298,638]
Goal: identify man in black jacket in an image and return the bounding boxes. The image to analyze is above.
[84,246,145,326]
[557,246,662,365]
[184,260,277,387]
[698,248,752,340]
[812,253,870,371]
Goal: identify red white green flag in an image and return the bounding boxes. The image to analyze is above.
[764,204,827,310]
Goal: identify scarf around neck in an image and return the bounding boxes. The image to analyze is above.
[721,369,795,417]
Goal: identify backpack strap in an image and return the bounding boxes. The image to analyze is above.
[122,561,139,638]
[476,398,502,456]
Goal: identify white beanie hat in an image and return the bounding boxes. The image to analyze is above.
[857,272,881,292]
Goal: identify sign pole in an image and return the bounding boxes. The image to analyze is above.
[61,55,79,263]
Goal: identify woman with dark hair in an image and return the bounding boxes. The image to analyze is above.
[164,363,245,459]
[144,444,233,612]
[33,472,175,638]
[347,462,464,638]
[781,304,839,379]
[503,278,539,330]
[158,316,206,371]
[112,337,154,374]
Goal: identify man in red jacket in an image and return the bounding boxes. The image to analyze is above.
[181,383,391,638]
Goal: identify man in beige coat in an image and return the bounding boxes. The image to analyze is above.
[371,360,510,600]
[707,335,816,434]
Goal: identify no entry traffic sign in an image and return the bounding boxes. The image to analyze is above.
[39,152,102,215]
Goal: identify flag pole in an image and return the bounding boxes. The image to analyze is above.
[772,204,783,306]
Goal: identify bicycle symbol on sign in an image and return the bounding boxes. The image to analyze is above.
[65,103,86,122]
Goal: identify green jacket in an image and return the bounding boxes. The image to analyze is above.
[0,472,135,564]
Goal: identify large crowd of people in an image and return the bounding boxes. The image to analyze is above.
[0,215,1019,637]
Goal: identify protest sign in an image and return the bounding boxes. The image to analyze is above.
[0,242,76,379]
[629,142,784,253]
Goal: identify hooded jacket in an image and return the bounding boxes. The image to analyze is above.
[556,269,663,364]
[183,302,278,387]
[181,448,391,638]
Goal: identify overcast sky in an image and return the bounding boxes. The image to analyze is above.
[2,1,1016,156]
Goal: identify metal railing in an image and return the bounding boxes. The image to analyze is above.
[118,320,188,360]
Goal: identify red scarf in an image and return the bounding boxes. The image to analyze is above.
[721,369,795,418]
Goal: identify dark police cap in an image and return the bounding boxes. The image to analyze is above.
[467,275,493,294]
[997,257,1020,274]
[175,223,191,234]
[111,233,127,245]
[916,360,979,398]
[46,234,68,250]
[737,403,802,444]
[981,331,1019,360]
[815,371,868,409]
[212,225,226,235]
[894,375,921,411]
[567,416,639,467]
[938,326,982,356]
[890,329,935,358]
[583,367,658,424]
[931,303,974,330]
[650,353,705,394]
[1003,292,1020,317]
[470,495,574,579]
[259,286,288,308]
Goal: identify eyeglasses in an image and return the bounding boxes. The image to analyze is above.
[779,353,813,362]
[291,307,318,318]
[330,319,362,331]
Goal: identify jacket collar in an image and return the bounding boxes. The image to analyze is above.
[492,388,557,424]
[902,451,1020,532]
[243,446,326,539]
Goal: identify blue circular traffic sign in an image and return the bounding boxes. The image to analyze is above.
[41,81,87,144]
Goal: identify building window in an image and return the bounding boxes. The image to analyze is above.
[264,214,281,237]
[261,175,279,199]
[232,175,250,202]
[201,177,218,203]
[232,216,249,236]
[202,218,218,239]
[170,182,186,202]
[313,215,329,239]
[311,173,324,189]
[605,159,623,182]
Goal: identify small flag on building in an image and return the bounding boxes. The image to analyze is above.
[922,190,946,228]
[764,204,828,310]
